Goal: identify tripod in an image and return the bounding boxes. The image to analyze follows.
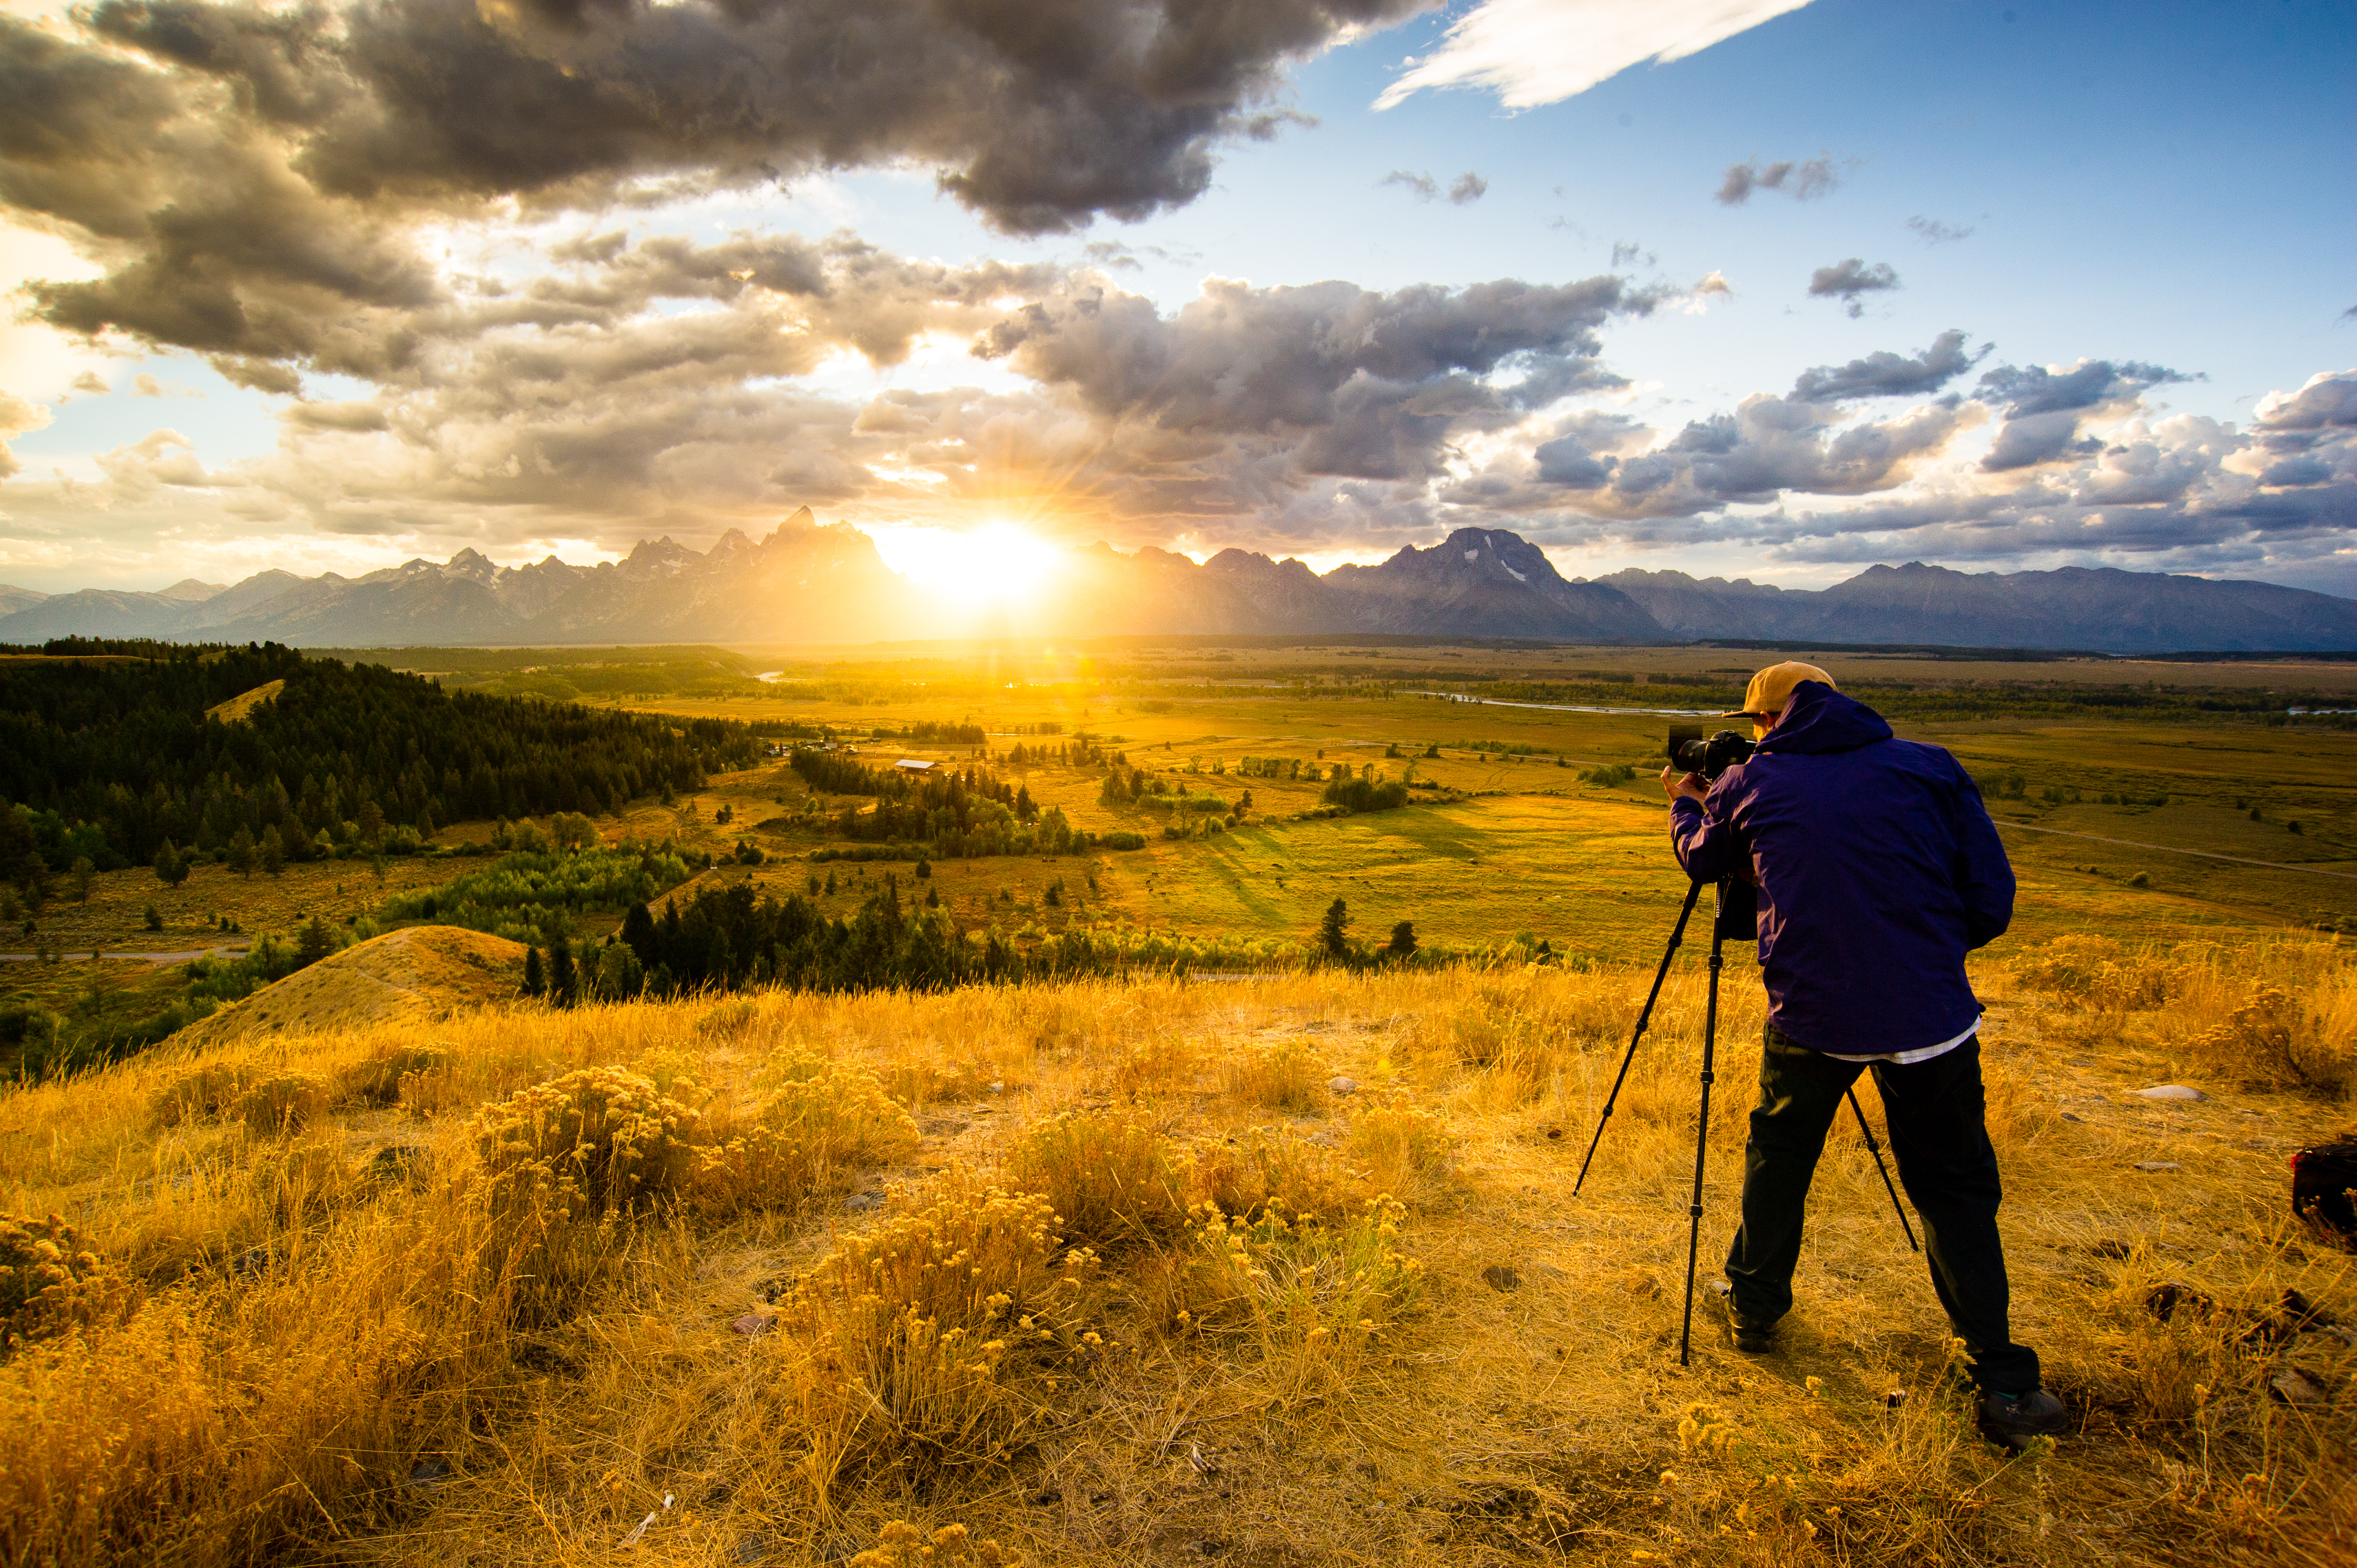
[1573,879,1920,1366]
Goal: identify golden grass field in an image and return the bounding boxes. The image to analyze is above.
[6,644,2357,1566]
[2,933,2353,1567]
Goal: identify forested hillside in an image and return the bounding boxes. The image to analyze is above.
[0,641,760,886]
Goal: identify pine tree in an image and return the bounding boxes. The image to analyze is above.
[1388,920,1418,958]
[259,824,285,875]
[228,827,256,876]
[70,857,94,904]
[153,839,189,889]
[1319,897,1351,957]
[522,945,547,998]
[620,901,658,969]
[296,915,337,966]
[548,933,579,1008]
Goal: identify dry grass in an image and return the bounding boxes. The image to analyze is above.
[177,925,529,1048]
[0,945,2351,1566]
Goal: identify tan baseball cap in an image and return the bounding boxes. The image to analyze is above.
[1723,661,1836,739]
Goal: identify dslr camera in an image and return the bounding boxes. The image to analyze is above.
[1666,725,1756,781]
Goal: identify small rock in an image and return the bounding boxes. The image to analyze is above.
[1481,1264,1522,1293]
[2132,1084,2206,1102]
[2269,1370,2327,1407]
[1882,1389,1907,1409]
[987,1080,1005,1094]
[2134,1161,2182,1172]
[1328,1075,1359,1095]
[1543,1125,1565,1140]
[2145,1282,2216,1322]
[844,1191,881,1213]
[732,1312,776,1337]
[406,1459,448,1490]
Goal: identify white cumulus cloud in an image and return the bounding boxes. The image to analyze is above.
[1376,0,1816,111]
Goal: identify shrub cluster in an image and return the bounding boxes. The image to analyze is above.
[1,1214,128,1349]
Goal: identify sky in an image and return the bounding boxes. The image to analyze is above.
[1,0,2353,600]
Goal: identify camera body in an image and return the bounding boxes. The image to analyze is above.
[1666,725,1756,780]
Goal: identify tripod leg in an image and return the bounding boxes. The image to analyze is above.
[1575,880,1704,1197]
[1846,1087,1921,1253]
[1679,880,1729,1368]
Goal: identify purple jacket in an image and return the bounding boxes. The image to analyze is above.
[1668,682,2014,1056]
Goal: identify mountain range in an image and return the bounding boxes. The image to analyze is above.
[4,512,2354,653]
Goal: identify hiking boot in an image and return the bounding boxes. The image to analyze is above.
[1978,1387,2068,1449]
[1720,1295,1777,1354]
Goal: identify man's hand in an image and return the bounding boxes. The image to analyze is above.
[1659,765,1708,803]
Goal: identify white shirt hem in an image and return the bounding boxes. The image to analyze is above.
[1830,1019,1979,1066]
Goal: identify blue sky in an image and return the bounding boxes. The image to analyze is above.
[2,0,2352,595]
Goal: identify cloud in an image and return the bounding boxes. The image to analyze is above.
[972,271,1650,482]
[1,0,1436,381]
[1375,0,1814,110]
[1789,330,1983,403]
[68,372,110,394]
[1974,358,2196,471]
[1380,170,1439,200]
[1692,270,1732,297]
[1906,215,1974,244]
[0,390,54,479]
[1448,172,1488,204]
[2253,369,2357,433]
[1807,257,1899,318]
[1509,395,1970,518]
[1715,154,1845,205]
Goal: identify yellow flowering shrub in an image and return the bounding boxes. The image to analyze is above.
[1005,1111,1187,1246]
[152,1061,253,1128]
[1,1214,128,1349]
[1346,1096,1449,1193]
[851,1520,1023,1568]
[764,1179,1102,1481]
[1218,1038,1326,1111]
[1192,1125,1353,1225]
[698,1053,919,1214]
[1141,1194,1421,1406]
[229,1073,330,1137]
[334,1043,450,1107]
[469,1067,703,1321]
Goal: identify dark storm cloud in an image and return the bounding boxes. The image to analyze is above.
[972,272,1648,481]
[4,0,1434,370]
[85,0,1431,231]
[1715,155,1844,205]
[1806,258,1899,318]
[1789,330,1984,404]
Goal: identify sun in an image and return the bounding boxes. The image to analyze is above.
[875,522,1063,607]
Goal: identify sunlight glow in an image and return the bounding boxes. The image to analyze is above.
[871,522,1063,606]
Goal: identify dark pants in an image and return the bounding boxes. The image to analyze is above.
[1724,1025,2040,1394]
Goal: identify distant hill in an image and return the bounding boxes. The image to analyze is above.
[8,518,2356,653]
[1599,562,2357,653]
[174,926,528,1047]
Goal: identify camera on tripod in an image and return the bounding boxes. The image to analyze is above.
[1666,725,1755,780]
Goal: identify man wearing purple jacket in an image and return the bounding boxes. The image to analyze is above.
[1661,661,2068,1450]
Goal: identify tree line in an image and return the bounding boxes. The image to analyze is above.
[788,750,1139,858]
[0,641,761,895]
